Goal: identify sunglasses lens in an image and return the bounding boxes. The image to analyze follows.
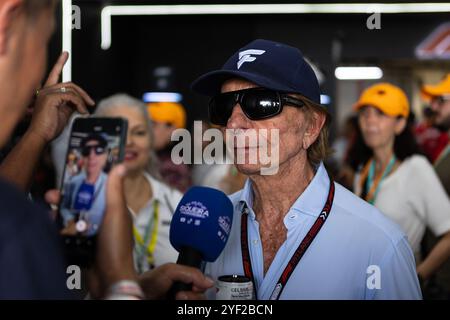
[82,146,105,156]
[209,92,237,126]
[208,89,283,125]
[241,90,281,120]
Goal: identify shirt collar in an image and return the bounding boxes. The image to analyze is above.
[143,172,166,204]
[238,178,255,219]
[289,162,331,217]
[238,162,331,218]
[129,172,166,218]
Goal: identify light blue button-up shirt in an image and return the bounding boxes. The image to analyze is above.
[205,163,422,300]
[61,170,107,236]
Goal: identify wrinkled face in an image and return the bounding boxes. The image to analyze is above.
[220,78,311,176]
[152,121,176,151]
[358,105,406,151]
[103,106,151,173]
[0,4,56,146]
[430,96,450,130]
[83,140,108,179]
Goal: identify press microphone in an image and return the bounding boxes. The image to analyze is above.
[168,186,234,298]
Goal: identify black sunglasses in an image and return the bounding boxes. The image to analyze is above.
[81,145,106,157]
[208,88,306,126]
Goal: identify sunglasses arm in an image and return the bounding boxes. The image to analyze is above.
[282,96,306,108]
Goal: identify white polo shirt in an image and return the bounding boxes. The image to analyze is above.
[129,173,182,273]
[205,162,422,300]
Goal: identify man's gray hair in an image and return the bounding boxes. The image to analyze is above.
[95,93,161,178]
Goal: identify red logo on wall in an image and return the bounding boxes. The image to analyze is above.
[416,23,450,59]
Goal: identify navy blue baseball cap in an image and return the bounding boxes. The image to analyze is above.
[191,39,321,105]
[81,133,107,148]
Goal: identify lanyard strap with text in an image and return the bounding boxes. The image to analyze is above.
[133,199,160,270]
[240,180,335,300]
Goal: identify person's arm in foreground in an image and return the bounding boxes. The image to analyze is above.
[46,164,213,299]
[0,52,94,191]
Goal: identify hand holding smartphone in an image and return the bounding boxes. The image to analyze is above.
[58,117,128,265]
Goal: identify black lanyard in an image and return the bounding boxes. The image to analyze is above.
[240,180,335,300]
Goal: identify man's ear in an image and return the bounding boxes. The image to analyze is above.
[302,110,327,150]
[0,0,24,55]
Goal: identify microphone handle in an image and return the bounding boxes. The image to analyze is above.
[167,246,203,299]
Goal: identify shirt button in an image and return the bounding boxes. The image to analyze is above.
[253,239,259,245]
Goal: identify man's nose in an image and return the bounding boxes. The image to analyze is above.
[226,104,251,129]
[430,99,440,112]
[87,149,95,159]
[363,109,378,124]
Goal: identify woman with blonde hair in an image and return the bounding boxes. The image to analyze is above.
[95,94,182,273]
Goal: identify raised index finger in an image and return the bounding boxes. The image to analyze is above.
[44,51,69,87]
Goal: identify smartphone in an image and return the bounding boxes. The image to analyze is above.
[57,117,128,266]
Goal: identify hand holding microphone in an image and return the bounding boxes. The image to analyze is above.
[138,263,214,300]
[168,186,234,299]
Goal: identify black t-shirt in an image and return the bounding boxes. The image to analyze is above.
[0,178,72,299]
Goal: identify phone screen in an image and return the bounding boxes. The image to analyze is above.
[58,117,127,239]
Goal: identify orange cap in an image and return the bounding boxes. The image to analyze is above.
[353,83,410,118]
[147,102,186,129]
[421,74,450,101]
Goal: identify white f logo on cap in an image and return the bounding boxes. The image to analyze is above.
[237,49,266,69]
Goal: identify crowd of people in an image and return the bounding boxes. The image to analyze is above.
[1,0,450,300]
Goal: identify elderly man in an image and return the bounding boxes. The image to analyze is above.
[421,74,450,196]
[192,39,421,299]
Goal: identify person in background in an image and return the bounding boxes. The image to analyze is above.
[147,101,191,192]
[329,115,358,190]
[414,107,449,163]
[348,83,450,286]
[421,74,450,196]
[95,94,182,273]
[420,74,450,298]
[331,115,358,169]
[0,0,212,299]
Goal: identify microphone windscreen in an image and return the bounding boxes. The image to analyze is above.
[170,186,234,262]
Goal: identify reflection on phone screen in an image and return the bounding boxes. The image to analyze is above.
[59,119,124,237]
